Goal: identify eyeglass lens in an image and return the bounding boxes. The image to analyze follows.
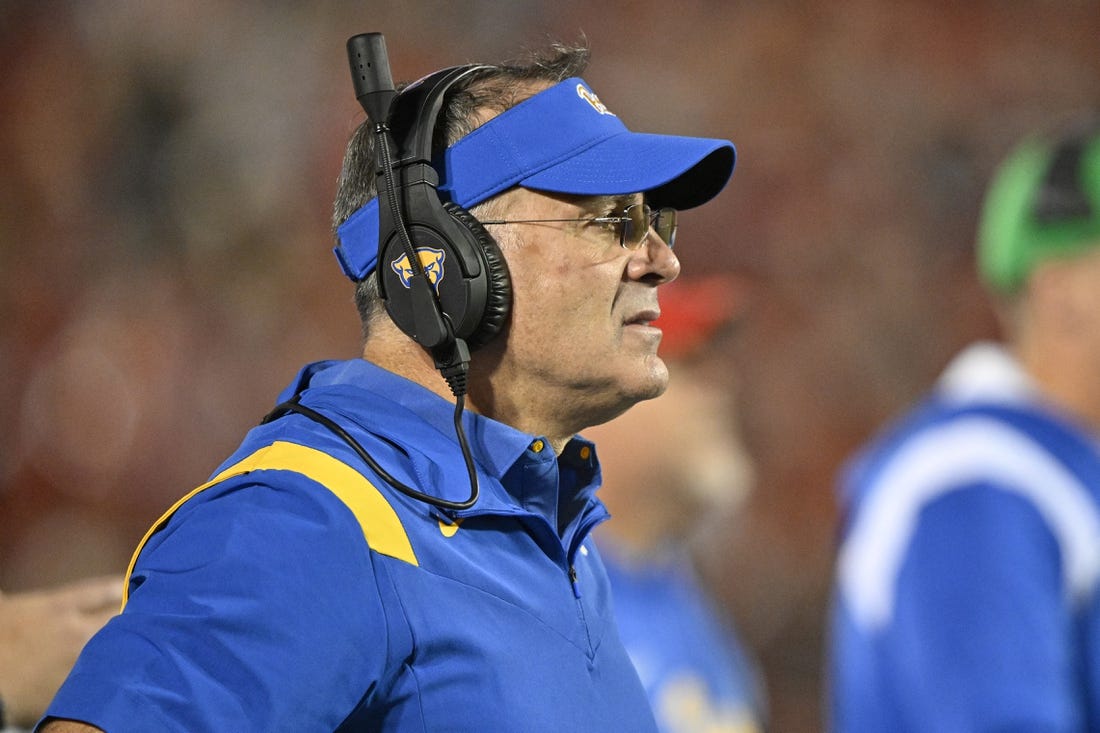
[623,204,678,249]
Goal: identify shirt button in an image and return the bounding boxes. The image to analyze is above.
[531,439,545,453]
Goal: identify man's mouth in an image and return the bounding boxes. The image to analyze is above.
[624,309,660,327]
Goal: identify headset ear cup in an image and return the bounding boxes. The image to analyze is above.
[443,201,512,350]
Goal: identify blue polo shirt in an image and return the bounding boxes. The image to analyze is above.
[44,359,658,732]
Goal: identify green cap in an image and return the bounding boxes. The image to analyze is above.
[978,124,1100,294]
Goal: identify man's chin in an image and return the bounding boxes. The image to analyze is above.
[623,354,671,403]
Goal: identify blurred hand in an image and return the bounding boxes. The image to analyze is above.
[0,576,121,728]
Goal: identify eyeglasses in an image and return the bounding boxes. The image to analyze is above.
[480,203,678,250]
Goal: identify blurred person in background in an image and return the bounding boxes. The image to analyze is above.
[586,275,767,733]
[37,32,736,733]
[830,118,1100,731]
[0,578,119,732]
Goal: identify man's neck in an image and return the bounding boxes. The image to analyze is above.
[362,335,455,403]
[363,334,581,453]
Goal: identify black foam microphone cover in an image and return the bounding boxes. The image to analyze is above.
[347,33,396,123]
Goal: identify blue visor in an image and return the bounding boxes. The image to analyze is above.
[335,77,736,280]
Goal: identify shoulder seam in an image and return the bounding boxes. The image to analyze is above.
[123,441,419,606]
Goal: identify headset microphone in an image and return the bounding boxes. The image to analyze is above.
[346,33,460,375]
[346,33,395,126]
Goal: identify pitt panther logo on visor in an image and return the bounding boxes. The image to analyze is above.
[391,247,447,292]
[576,84,614,116]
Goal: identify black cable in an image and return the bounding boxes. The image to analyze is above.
[374,123,425,276]
[281,104,479,513]
[262,395,480,512]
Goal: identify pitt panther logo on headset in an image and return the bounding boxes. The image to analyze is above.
[391,247,447,292]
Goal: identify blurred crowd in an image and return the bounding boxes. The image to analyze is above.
[2,2,1098,731]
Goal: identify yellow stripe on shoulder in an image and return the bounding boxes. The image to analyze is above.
[123,440,418,606]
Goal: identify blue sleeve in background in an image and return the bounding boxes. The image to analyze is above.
[833,483,1080,733]
[892,485,1074,730]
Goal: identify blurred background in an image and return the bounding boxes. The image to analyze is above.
[1,1,1098,730]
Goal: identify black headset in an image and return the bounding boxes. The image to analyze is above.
[347,33,512,388]
[263,34,504,513]
[1031,123,1096,224]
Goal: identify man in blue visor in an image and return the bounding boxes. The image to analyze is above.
[41,35,735,733]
